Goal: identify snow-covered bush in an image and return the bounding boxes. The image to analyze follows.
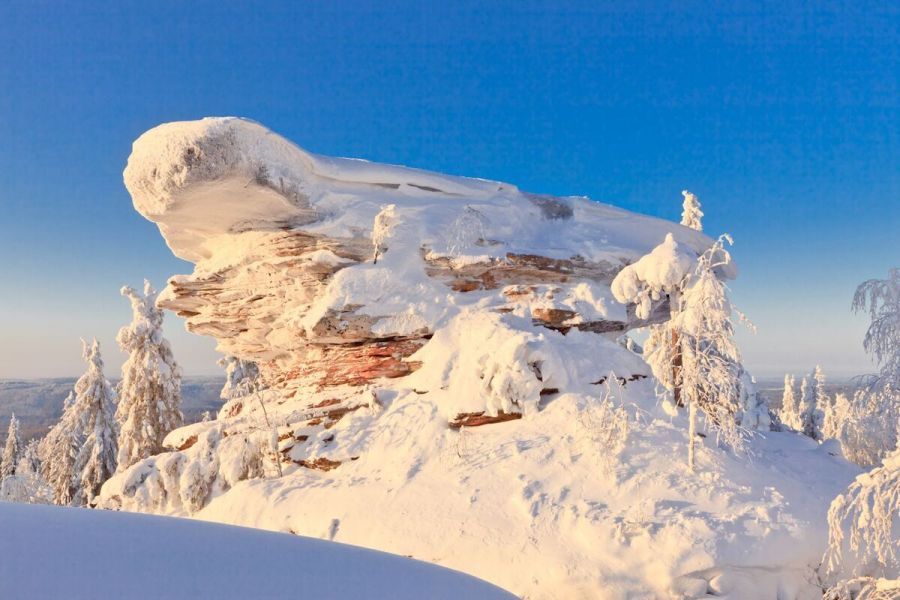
[824,577,900,600]
[101,424,265,514]
[446,205,488,258]
[580,374,631,473]
[372,204,399,264]
[822,449,900,588]
[830,389,899,469]
[0,445,53,505]
[680,190,703,232]
[218,356,261,401]
[116,280,183,471]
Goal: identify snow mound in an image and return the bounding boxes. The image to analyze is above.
[0,503,512,599]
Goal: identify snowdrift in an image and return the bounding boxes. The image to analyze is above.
[100,117,859,599]
[0,503,511,599]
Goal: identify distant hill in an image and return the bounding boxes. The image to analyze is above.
[0,377,225,441]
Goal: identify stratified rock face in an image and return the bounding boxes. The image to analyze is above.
[125,117,713,394]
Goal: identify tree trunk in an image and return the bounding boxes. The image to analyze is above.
[670,291,683,407]
[688,399,697,471]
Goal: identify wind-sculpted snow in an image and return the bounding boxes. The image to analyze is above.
[104,118,860,599]
[0,503,513,599]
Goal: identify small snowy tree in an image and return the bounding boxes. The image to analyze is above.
[680,190,704,231]
[447,205,488,258]
[20,439,41,475]
[822,392,850,442]
[612,233,696,407]
[1,414,22,479]
[0,439,53,504]
[832,389,899,468]
[798,374,817,440]
[614,232,749,469]
[71,339,118,505]
[678,235,746,467]
[218,356,261,400]
[116,280,183,472]
[779,374,800,430]
[39,392,80,505]
[372,204,398,264]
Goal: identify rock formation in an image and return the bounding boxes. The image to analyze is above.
[99,118,854,600]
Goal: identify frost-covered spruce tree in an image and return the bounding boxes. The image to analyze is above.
[1,413,22,478]
[798,369,823,440]
[71,339,118,505]
[779,373,800,430]
[680,190,704,231]
[116,280,183,472]
[678,235,745,467]
[822,392,850,442]
[39,391,80,505]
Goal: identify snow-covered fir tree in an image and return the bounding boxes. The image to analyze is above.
[612,232,696,408]
[737,371,772,431]
[680,190,703,231]
[39,392,80,505]
[613,232,751,469]
[116,280,183,472]
[1,413,22,478]
[0,439,53,504]
[678,235,746,467]
[797,373,822,440]
[71,339,119,505]
[218,356,261,400]
[779,373,800,430]
[822,392,850,442]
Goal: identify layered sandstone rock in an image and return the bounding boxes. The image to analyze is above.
[125,117,716,397]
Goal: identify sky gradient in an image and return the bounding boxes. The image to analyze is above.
[1,1,897,379]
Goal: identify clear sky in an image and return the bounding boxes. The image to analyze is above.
[0,1,897,379]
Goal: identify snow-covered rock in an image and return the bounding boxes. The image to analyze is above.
[101,118,860,599]
[123,117,718,395]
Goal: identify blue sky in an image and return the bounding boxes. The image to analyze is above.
[0,1,897,379]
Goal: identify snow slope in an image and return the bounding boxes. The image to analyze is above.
[0,502,513,599]
[100,118,861,599]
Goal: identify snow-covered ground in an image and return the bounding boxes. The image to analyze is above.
[0,502,513,599]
